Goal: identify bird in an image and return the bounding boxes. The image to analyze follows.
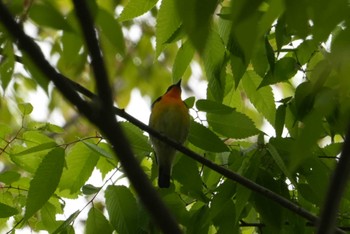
[149,79,190,188]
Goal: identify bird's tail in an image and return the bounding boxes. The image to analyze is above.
[158,166,171,188]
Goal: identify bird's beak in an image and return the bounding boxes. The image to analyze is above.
[176,79,182,87]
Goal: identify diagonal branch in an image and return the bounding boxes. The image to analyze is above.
[317,125,350,234]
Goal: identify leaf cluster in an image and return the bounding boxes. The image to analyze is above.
[1,0,350,233]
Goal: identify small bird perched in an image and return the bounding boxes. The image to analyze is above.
[149,79,190,188]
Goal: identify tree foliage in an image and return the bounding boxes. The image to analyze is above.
[0,0,350,233]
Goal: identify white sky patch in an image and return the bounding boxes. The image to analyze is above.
[125,88,152,124]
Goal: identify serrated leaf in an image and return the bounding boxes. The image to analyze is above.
[18,102,33,115]
[196,99,234,114]
[82,184,101,195]
[105,185,139,234]
[0,202,18,218]
[242,71,276,125]
[119,0,159,21]
[59,142,99,195]
[188,121,228,152]
[24,148,65,221]
[52,210,80,234]
[86,207,113,234]
[207,111,260,139]
[173,40,194,79]
[156,0,182,56]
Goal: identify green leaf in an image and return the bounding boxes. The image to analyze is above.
[176,0,218,53]
[18,102,33,116]
[96,8,125,55]
[83,141,114,160]
[12,142,57,156]
[184,96,195,108]
[310,0,348,42]
[0,171,21,184]
[120,122,152,159]
[57,30,87,77]
[59,142,99,195]
[203,31,226,101]
[259,57,298,87]
[0,202,18,218]
[105,185,139,234]
[275,104,286,137]
[40,201,61,232]
[207,110,259,139]
[290,111,323,171]
[0,40,15,90]
[187,204,210,233]
[267,143,296,186]
[29,2,72,31]
[196,99,234,114]
[228,0,262,85]
[173,40,195,80]
[275,15,290,52]
[284,0,310,38]
[252,170,288,232]
[24,148,65,221]
[52,210,80,234]
[173,155,205,200]
[82,184,101,195]
[156,0,182,56]
[119,0,159,21]
[86,207,113,234]
[188,121,229,152]
[96,144,118,179]
[252,39,269,77]
[230,43,248,87]
[296,40,318,65]
[10,131,56,173]
[161,193,190,225]
[22,54,50,93]
[242,71,276,125]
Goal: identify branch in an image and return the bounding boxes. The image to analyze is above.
[72,0,113,109]
[317,125,350,234]
[0,2,181,233]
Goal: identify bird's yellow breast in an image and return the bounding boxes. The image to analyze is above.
[149,97,190,143]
